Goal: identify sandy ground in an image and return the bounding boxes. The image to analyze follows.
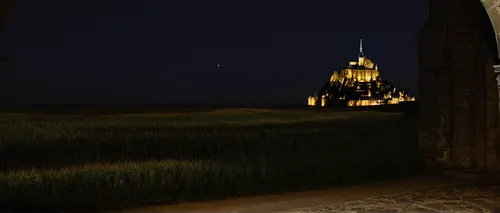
[108,176,493,213]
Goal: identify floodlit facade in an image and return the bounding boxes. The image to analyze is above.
[307,39,415,107]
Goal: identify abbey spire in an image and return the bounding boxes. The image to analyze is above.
[358,38,366,66]
[358,39,365,58]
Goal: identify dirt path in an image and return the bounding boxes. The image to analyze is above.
[109,176,495,213]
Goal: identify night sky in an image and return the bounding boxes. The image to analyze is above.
[0,0,428,106]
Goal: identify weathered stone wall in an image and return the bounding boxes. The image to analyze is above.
[418,0,499,171]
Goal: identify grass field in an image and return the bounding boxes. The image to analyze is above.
[0,108,418,211]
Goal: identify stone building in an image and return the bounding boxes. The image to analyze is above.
[418,0,500,171]
[337,39,380,83]
[307,40,415,107]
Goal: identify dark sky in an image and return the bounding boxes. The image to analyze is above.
[0,0,428,105]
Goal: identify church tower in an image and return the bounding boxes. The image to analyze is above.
[358,39,365,66]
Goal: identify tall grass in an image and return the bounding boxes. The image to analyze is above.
[0,109,418,211]
[0,161,252,211]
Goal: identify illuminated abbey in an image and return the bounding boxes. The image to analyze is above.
[307,39,415,107]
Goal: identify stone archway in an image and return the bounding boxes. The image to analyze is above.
[482,0,500,139]
[482,0,500,59]
[481,0,500,172]
[418,0,500,172]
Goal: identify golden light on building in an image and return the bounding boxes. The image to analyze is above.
[388,98,400,105]
[347,100,382,107]
[306,39,416,108]
[321,95,327,107]
[308,96,317,106]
